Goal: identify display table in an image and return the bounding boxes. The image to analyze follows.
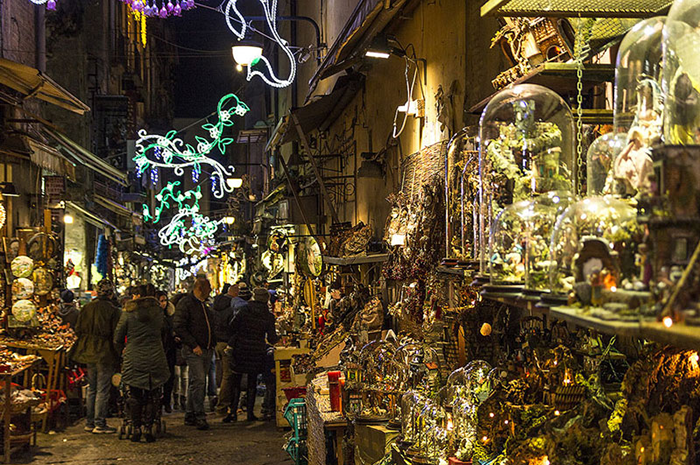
[0,363,40,464]
[274,346,311,427]
[0,341,67,433]
[307,377,347,465]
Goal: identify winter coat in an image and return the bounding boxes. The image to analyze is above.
[173,293,216,350]
[58,302,79,329]
[114,297,170,391]
[71,297,121,367]
[212,293,233,342]
[227,300,278,374]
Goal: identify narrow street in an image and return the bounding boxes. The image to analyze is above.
[17,411,293,465]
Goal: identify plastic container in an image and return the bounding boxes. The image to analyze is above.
[327,371,342,412]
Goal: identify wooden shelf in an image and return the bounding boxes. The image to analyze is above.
[640,322,700,351]
[549,306,641,337]
[468,63,614,115]
[322,254,389,266]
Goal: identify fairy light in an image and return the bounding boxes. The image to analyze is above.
[224,0,297,88]
[690,351,699,371]
[28,0,56,10]
[663,316,673,328]
[133,93,250,199]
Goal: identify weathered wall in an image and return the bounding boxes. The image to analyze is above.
[0,0,37,66]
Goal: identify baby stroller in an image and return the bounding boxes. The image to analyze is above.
[113,373,166,440]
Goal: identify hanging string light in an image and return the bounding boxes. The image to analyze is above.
[120,0,194,17]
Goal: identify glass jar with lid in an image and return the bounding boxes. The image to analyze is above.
[548,196,647,315]
[478,84,576,275]
[662,0,700,145]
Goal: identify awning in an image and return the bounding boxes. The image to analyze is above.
[67,201,120,231]
[307,0,409,94]
[26,136,77,181]
[42,129,129,186]
[94,194,135,218]
[267,75,364,151]
[0,58,90,115]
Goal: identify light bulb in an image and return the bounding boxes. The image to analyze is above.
[63,214,74,224]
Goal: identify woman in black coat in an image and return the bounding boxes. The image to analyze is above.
[114,284,170,443]
[226,288,278,422]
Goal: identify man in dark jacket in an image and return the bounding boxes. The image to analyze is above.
[174,277,216,430]
[226,287,278,422]
[72,279,121,434]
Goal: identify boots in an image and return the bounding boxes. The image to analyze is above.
[131,427,142,442]
[144,425,155,443]
[179,395,186,411]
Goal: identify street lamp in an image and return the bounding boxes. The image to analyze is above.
[231,39,263,67]
[226,178,244,189]
[223,216,236,225]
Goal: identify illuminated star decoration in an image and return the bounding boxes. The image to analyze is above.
[133,93,250,199]
[224,0,297,88]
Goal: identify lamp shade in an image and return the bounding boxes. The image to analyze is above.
[232,41,263,66]
[1,183,19,197]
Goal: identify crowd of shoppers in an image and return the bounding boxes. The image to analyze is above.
[68,276,279,443]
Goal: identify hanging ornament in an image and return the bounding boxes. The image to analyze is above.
[224,0,297,88]
[28,0,57,10]
[118,0,193,17]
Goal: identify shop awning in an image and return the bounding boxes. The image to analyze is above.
[0,58,90,115]
[266,75,364,151]
[42,129,129,186]
[307,0,409,94]
[67,201,120,231]
[26,136,77,181]
[94,194,135,218]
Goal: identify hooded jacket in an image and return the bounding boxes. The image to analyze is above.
[114,297,170,390]
[227,300,278,374]
[58,301,80,329]
[72,297,121,367]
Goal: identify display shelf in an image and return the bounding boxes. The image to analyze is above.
[322,254,389,266]
[436,267,467,277]
[481,0,673,18]
[640,322,700,351]
[549,306,641,337]
[0,364,37,464]
[468,63,615,115]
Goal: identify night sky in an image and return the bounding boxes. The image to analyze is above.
[171,6,244,118]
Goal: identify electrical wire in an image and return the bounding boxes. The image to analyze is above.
[392,56,418,139]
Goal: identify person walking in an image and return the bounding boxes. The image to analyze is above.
[226,287,278,422]
[114,284,170,443]
[58,289,80,329]
[156,290,177,413]
[71,279,121,434]
[170,292,188,410]
[213,283,235,416]
[174,277,216,430]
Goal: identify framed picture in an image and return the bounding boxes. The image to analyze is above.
[3,237,19,264]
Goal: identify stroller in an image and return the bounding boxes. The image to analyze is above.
[112,373,166,440]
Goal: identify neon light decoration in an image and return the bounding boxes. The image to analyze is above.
[224,0,297,88]
[134,93,250,199]
[144,182,225,255]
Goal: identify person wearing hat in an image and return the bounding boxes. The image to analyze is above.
[225,287,278,422]
[72,279,122,434]
[58,289,80,329]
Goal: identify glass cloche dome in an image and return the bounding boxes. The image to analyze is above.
[662,0,700,145]
[478,84,576,274]
[548,196,646,312]
[614,17,666,138]
[586,132,629,196]
[489,192,574,289]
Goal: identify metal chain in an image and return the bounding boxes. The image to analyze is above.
[574,17,593,197]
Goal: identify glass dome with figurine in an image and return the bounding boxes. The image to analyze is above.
[586,132,629,196]
[662,0,700,145]
[488,192,574,293]
[547,196,649,318]
[614,17,666,138]
[478,84,576,277]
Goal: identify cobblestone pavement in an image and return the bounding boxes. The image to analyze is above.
[15,410,294,465]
